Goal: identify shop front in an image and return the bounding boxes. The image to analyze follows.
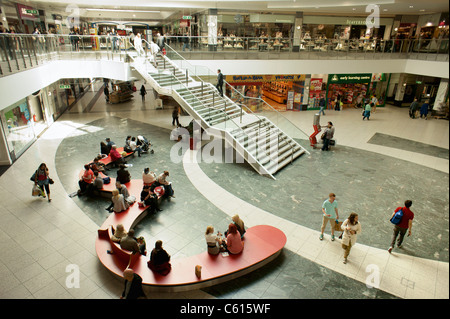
[225,74,306,111]
[325,73,388,110]
[0,98,37,162]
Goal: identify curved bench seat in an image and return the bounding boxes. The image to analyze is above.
[96,223,286,292]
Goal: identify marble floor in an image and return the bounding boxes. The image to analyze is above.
[0,80,448,301]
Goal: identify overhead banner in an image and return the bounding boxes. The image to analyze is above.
[226,74,306,83]
[328,73,372,84]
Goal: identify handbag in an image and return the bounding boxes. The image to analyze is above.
[320,132,326,140]
[49,178,54,184]
[30,171,37,182]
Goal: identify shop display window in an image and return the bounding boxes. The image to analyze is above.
[0,99,36,158]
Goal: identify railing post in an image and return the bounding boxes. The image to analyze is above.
[186,69,189,86]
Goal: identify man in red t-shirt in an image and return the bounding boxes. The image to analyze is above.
[388,200,414,253]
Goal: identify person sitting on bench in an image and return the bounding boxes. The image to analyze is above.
[156,171,175,198]
[148,240,171,276]
[91,156,107,174]
[78,164,94,195]
[223,223,244,255]
[142,168,156,186]
[111,224,127,243]
[110,145,126,167]
[117,164,131,184]
[110,189,129,213]
[140,185,162,213]
[130,137,142,157]
[120,229,140,254]
[92,171,104,191]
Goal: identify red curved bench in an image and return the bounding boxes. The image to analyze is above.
[97,147,134,166]
[96,209,286,291]
[89,162,286,291]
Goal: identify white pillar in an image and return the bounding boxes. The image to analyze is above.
[433,78,449,111]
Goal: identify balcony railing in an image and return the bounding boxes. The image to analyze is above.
[164,35,449,61]
[1,33,448,77]
[0,34,131,77]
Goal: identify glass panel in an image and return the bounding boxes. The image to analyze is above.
[1,98,36,157]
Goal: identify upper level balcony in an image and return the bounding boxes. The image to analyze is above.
[0,34,448,79]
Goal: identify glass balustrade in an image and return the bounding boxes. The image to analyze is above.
[1,33,448,78]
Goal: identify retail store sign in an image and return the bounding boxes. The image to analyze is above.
[182,16,192,20]
[59,85,71,89]
[226,74,306,83]
[328,73,372,84]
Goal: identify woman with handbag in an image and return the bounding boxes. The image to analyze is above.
[341,212,362,264]
[34,163,52,202]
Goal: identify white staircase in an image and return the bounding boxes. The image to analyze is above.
[129,51,309,179]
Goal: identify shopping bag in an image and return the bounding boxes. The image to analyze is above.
[334,220,343,232]
[32,185,41,197]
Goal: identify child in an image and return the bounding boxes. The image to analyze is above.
[137,236,147,255]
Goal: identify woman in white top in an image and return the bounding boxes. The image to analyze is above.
[341,212,362,264]
[157,171,174,197]
[111,189,130,213]
[142,168,156,186]
[205,226,223,255]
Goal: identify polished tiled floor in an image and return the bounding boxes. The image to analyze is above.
[0,80,448,299]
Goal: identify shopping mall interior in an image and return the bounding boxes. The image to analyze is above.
[0,0,448,309]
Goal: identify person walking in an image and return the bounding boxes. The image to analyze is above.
[409,98,420,119]
[216,69,224,97]
[319,193,339,241]
[104,85,110,103]
[388,200,414,253]
[33,163,52,202]
[420,100,429,119]
[120,268,146,299]
[362,102,372,120]
[321,121,335,151]
[341,213,362,264]
[319,96,326,115]
[133,33,144,56]
[140,85,147,102]
[172,107,180,126]
[371,94,379,113]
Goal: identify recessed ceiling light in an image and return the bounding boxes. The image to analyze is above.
[420,9,426,12]
[409,5,414,8]
[383,9,388,11]
[352,8,356,11]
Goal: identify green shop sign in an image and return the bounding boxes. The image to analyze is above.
[59,85,71,89]
[328,73,372,84]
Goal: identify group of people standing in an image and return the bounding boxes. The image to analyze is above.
[409,98,431,119]
[320,193,415,264]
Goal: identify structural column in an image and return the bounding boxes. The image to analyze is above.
[207,9,218,51]
[292,12,303,52]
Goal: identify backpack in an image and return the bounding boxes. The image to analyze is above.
[390,209,403,225]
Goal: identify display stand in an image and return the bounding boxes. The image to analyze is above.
[109,82,133,104]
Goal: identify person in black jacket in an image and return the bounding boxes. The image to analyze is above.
[216,69,224,97]
[121,269,146,299]
[116,164,131,184]
[147,240,171,276]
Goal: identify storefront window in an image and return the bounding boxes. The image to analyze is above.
[0,99,36,159]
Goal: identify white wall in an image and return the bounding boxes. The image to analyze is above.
[0,60,132,111]
[187,59,449,80]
